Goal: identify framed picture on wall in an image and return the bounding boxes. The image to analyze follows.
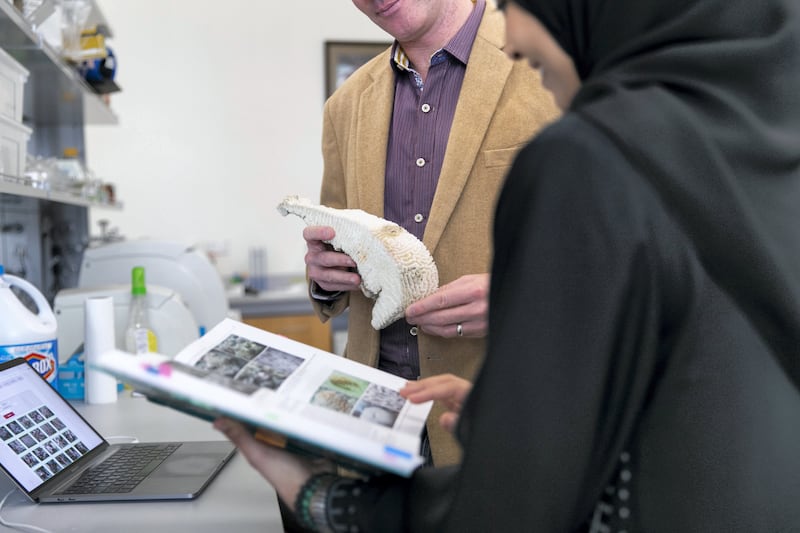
[324,41,391,99]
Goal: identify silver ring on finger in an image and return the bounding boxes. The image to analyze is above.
[456,323,463,337]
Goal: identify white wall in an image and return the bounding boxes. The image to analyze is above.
[85,1,390,278]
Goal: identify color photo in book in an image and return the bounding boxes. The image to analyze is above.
[311,371,406,428]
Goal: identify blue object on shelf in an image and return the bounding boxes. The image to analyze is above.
[78,46,121,94]
[57,349,124,400]
[57,352,85,400]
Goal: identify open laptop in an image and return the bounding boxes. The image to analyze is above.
[0,357,235,503]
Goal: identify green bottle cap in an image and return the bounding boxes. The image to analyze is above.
[131,266,147,295]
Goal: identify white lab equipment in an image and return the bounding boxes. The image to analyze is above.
[78,239,229,335]
[54,284,199,361]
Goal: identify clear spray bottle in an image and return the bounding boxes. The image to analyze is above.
[124,266,158,354]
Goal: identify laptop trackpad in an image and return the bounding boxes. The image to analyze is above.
[136,441,234,494]
[153,442,233,475]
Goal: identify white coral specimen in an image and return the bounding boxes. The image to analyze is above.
[277,196,439,329]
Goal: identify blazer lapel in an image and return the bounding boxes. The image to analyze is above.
[424,15,513,254]
[355,57,395,218]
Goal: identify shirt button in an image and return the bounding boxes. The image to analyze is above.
[414,213,424,223]
[410,327,418,336]
[421,103,431,113]
[416,157,426,167]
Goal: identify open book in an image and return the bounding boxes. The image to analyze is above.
[92,318,432,477]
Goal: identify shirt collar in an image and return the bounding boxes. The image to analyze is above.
[390,0,485,72]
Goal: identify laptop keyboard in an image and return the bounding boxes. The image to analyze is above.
[60,443,181,494]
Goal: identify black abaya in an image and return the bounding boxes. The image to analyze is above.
[333,0,800,529]
[427,116,800,531]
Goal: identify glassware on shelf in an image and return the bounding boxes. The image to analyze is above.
[21,154,107,200]
[59,0,91,61]
[23,154,52,190]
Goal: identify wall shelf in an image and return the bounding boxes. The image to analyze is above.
[0,0,120,299]
[0,0,117,126]
[0,174,121,209]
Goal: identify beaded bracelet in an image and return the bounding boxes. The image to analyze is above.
[295,473,338,533]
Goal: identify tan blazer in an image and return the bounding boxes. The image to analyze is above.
[313,4,560,466]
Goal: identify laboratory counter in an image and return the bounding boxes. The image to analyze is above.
[227,273,314,318]
[229,285,348,355]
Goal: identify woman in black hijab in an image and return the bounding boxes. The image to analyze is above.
[216,0,800,530]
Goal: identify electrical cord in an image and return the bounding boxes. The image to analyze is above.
[0,488,53,533]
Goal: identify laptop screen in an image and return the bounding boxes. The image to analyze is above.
[0,359,104,493]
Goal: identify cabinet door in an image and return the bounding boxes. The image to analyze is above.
[243,315,332,352]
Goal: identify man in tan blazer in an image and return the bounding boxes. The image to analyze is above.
[302,0,558,467]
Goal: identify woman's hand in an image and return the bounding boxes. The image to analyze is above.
[213,418,331,511]
[401,374,472,433]
[303,226,362,293]
[405,274,490,338]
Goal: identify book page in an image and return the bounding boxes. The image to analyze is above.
[172,319,427,438]
[95,319,432,476]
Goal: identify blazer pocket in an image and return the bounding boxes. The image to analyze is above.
[483,146,522,168]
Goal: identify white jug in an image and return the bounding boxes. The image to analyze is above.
[0,265,59,387]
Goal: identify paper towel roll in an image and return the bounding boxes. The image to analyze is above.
[84,296,118,404]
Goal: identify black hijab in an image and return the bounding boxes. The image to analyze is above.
[511,0,800,387]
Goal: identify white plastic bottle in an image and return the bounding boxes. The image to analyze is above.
[124,266,158,354]
[0,265,59,387]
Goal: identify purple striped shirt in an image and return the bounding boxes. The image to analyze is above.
[379,0,486,380]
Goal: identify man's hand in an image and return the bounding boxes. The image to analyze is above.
[405,273,489,338]
[303,226,362,293]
